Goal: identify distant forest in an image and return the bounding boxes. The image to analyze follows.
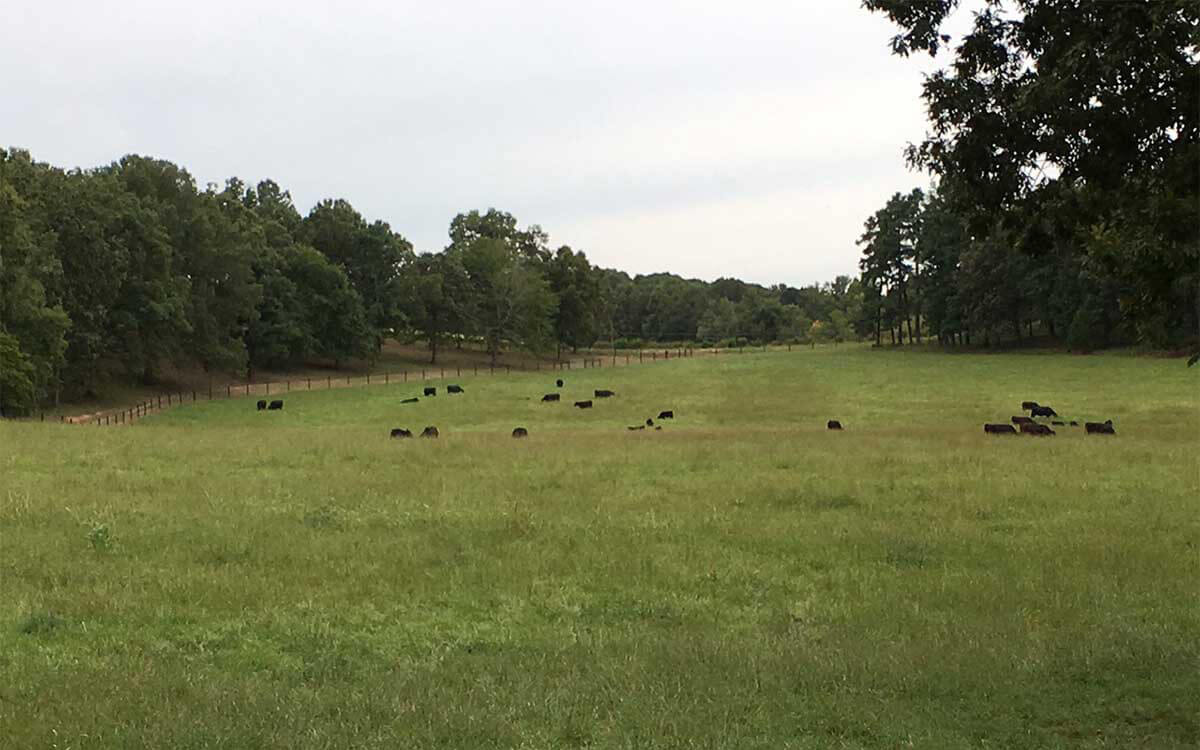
[0,149,864,414]
[1,2,1196,415]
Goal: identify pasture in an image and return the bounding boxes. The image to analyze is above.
[2,347,1197,748]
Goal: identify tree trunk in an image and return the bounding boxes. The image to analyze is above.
[430,335,438,365]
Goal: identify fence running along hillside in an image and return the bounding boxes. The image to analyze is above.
[15,343,812,427]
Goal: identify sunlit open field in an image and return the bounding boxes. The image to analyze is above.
[2,348,1197,748]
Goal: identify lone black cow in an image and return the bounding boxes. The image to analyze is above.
[574,400,593,409]
[1020,422,1054,436]
[420,426,439,438]
[1030,405,1057,418]
[984,423,1018,435]
[1085,420,1115,435]
[657,410,674,420]
[827,420,843,430]
[556,379,564,388]
[541,393,560,402]
[424,387,437,397]
[256,400,267,411]
[390,428,413,439]
[594,389,616,398]
[268,400,283,410]
[447,385,464,394]
[512,427,529,438]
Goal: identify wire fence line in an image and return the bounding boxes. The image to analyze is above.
[18,342,805,427]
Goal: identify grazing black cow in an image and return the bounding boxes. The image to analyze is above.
[627,425,645,431]
[984,423,1018,435]
[447,385,464,394]
[420,426,439,438]
[1020,422,1054,436]
[268,400,283,410]
[594,389,616,398]
[424,387,437,397]
[645,418,654,427]
[1085,420,1115,435]
[1021,401,1039,411]
[657,410,674,420]
[1030,405,1057,418]
[256,400,267,411]
[556,379,564,388]
[541,393,560,402]
[512,427,528,438]
[1012,416,1035,425]
[574,400,593,409]
[390,428,413,439]
[1051,420,1065,426]
[401,397,419,404]
[827,420,843,430]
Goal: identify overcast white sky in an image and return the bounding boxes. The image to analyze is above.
[2,1,967,287]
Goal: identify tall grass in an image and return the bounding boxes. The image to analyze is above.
[2,348,1196,748]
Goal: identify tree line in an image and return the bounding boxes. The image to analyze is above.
[858,0,1197,351]
[0,149,860,415]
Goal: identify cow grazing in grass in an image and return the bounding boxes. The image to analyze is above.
[556,379,564,388]
[1020,422,1054,436]
[424,387,437,397]
[1012,416,1035,425]
[447,385,464,394]
[390,428,412,439]
[1085,420,1115,435]
[420,426,439,438]
[512,427,529,438]
[268,400,283,410]
[827,420,843,430]
[984,423,1018,435]
[657,410,674,419]
[645,418,654,427]
[1030,405,1057,418]
[541,393,560,402]
[401,397,419,404]
[574,400,593,409]
[1021,401,1039,411]
[256,400,267,411]
[594,389,616,398]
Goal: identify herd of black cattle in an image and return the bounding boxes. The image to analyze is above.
[254,378,675,440]
[254,389,1116,439]
[983,401,1116,436]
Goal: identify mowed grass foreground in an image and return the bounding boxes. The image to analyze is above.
[2,348,1197,749]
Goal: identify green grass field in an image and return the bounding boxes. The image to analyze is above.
[2,347,1197,748]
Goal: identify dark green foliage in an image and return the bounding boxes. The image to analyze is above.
[865,0,1199,347]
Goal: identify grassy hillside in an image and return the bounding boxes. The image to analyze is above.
[2,348,1197,748]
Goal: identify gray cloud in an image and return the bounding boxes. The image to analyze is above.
[2,0,961,286]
